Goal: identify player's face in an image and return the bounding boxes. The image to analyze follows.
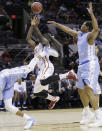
[81,22,88,32]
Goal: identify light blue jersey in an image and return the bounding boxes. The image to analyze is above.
[76,32,101,94]
[0,66,27,100]
[77,32,97,64]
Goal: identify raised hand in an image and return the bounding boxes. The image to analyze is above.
[87,2,93,14]
[31,16,40,26]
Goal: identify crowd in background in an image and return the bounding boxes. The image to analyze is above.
[0,0,102,110]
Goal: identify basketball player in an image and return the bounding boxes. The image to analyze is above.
[48,2,102,127]
[0,52,46,130]
[26,16,78,109]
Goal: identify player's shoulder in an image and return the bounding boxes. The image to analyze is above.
[78,31,89,37]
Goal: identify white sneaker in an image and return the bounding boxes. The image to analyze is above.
[88,109,102,127]
[24,118,36,130]
[80,109,94,125]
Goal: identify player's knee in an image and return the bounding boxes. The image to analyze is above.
[5,103,18,114]
[34,90,48,99]
[40,79,48,86]
[40,75,60,86]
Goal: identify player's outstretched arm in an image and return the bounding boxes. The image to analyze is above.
[32,16,49,46]
[87,2,99,43]
[26,18,37,49]
[48,21,78,37]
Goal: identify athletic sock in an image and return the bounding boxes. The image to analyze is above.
[17,101,20,105]
[23,114,31,120]
[84,106,90,111]
[47,94,56,101]
[23,101,26,105]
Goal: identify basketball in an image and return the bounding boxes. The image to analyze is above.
[31,2,43,14]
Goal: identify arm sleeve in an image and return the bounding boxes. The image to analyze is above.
[48,48,59,57]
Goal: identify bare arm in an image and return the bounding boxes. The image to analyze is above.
[26,25,36,49]
[87,2,99,44]
[48,21,78,37]
[33,25,49,46]
[31,16,49,46]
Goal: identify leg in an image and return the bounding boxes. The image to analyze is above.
[77,70,94,125]
[23,91,27,105]
[33,89,60,109]
[4,98,36,130]
[34,65,60,109]
[13,90,18,106]
[40,75,60,86]
[78,88,89,107]
[3,87,36,130]
[40,70,78,86]
[33,77,60,109]
[17,92,21,106]
[78,88,94,124]
[83,61,102,127]
[84,86,99,110]
[84,86,102,127]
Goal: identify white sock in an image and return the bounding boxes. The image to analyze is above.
[59,73,67,80]
[84,106,90,112]
[23,113,31,120]
[47,94,56,101]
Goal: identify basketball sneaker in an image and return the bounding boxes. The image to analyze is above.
[24,118,36,130]
[80,109,94,125]
[88,109,102,127]
[66,70,78,82]
[48,96,60,109]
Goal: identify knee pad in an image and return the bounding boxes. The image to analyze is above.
[34,90,48,99]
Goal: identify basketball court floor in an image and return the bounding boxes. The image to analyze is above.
[0,108,102,131]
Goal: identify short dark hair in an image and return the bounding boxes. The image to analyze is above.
[85,21,93,31]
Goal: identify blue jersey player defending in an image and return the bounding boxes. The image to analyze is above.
[0,53,45,130]
[48,2,102,127]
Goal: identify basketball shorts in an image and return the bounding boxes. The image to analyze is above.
[76,60,101,94]
[34,65,54,93]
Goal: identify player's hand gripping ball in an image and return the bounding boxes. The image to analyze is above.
[31,2,43,14]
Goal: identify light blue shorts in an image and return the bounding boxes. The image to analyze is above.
[0,66,28,100]
[3,87,14,100]
[76,60,101,94]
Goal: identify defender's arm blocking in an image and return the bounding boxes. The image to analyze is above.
[48,21,78,38]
